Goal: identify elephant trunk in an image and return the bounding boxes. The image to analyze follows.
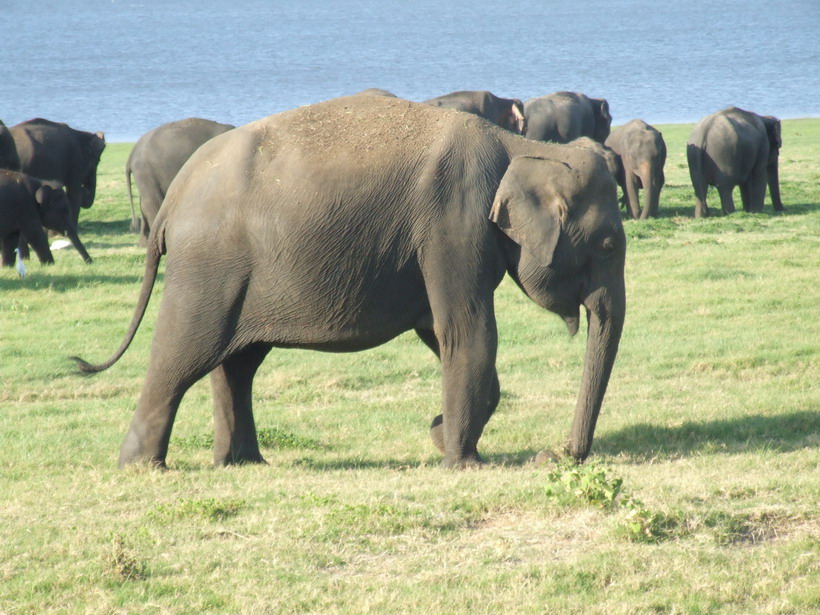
[82,173,97,209]
[65,223,93,264]
[565,279,625,461]
[767,159,784,212]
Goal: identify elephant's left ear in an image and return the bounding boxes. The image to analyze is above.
[490,156,568,267]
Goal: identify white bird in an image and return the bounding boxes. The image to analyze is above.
[14,249,26,278]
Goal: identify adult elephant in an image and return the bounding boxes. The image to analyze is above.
[11,118,106,226]
[0,170,93,266]
[73,96,626,470]
[524,92,612,144]
[687,107,783,217]
[423,90,527,134]
[125,118,235,244]
[605,120,667,219]
[0,120,20,171]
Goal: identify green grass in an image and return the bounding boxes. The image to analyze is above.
[1,119,818,614]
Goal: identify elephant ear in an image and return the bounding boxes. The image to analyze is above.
[34,185,56,206]
[762,116,782,150]
[489,156,568,267]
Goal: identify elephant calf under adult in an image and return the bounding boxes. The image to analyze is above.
[687,106,783,217]
[0,170,93,266]
[605,120,667,220]
[423,90,527,135]
[524,92,612,144]
[74,96,626,470]
[11,118,106,227]
[126,118,235,244]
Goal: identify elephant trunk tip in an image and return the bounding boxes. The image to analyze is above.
[564,313,580,337]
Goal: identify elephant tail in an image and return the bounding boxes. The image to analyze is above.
[125,153,140,234]
[70,231,164,373]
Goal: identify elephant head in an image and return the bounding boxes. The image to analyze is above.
[591,98,612,143]
[80,131,106,208]
[490,154,626,461]
[499,99,527,135]
[36,184,93,263]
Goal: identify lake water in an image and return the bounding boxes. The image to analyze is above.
[2,0,818,142]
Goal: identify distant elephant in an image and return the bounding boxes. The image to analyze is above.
[0,120,20,171]
[125,118,235,244]
[354,88,398,98]
[524,92,612,144]
[687,107,783,217]
[0,170,92,266]
[423,90,527,135]
[11,118,105,227]
[73,96,625,470]
[605,120,667,219]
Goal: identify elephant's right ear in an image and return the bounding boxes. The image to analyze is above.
[34,185,54,205]
[489,156,568,267]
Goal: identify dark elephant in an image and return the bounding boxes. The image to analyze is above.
[0,121,20,171]
[423,90,527,135]
[73,96,625,470]
[11,118,105,226]
[605,120,667,220]
[524,92,612,144]
[687,107,783,217]
[0,170,92,266]
[354,88,398,98]
[125,118,235,244]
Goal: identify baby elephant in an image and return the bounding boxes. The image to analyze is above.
[0,169,93,266]
[687,107,783,217]
[605,120,667,220]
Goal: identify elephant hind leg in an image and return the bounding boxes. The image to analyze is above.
[717,185,736,215]
[210,343,273,466]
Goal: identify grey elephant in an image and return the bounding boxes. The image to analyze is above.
[73,96,625,470]
[0,170,93,266]
[423,90,527,135]
[605,120,667,220]
[568,137,621,182]
[524,92,612,144]
[0,121,20,171]
[11,118,106,226]
[687,107,784,217]
[125,118,235,244]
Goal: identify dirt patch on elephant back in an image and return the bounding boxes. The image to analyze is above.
[255,96,469,161]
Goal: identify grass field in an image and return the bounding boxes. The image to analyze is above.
[1,118,818,614]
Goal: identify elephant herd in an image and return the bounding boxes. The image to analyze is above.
[2,89,786,470]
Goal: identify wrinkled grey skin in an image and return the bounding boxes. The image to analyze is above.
[605,120,667,220]
[354,88,398,98]
[0,121,20,171]
[74,97,625,470]
[11,118,105,226]
[126,118,235,244]
[569,137,621,182]
[687,107,783,218]
[0,170,92,266]
[424,90,527,135]
[525,92,612,144]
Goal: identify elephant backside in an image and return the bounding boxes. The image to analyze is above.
[423,90,527,134]
[125,117,235,244]
[11,118,105,227]
[687,106,783,217]
[524,92,612,144]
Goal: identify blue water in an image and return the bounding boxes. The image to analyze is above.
[2,0,818,142]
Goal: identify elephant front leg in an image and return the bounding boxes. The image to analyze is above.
[210,344,272,466]
[436,318,499,468]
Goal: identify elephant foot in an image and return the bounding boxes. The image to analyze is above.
[440,453,485,470]
[213,453,268,467]
[430,414,445,454]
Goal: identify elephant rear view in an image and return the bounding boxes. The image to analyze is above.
[423,90,527,134]
[524,92,612,144]
[126,118,235,244]
[73,96,625,470]
[11,118,105,227]
[687,106,783,217]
